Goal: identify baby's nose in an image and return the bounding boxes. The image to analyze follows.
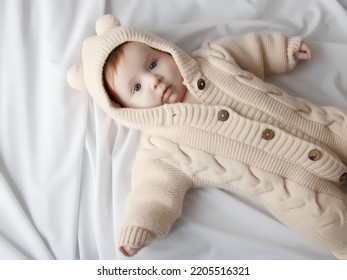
[150,74,162,89]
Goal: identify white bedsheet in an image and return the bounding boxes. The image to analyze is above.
[1,0,346,260]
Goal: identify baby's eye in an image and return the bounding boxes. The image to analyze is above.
[149,60,157,70]
[133,83,141,93]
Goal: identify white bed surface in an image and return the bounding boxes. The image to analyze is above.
[0,0,346,259]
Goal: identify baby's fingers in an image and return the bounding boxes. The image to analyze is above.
[295,51,312,60]
[119,246,140,257]
[295,42,312,61]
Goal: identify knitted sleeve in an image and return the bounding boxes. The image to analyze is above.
[210,33,302,79]
[118,146,193,253]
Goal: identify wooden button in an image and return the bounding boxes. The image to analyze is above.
[217,110,229,121]
[341,183,347,194]
[262,129,275,140]
[340,173,347,182]
[197,78,205,90]
[308,149,321,161]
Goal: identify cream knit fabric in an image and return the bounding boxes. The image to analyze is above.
[67,15,347,258]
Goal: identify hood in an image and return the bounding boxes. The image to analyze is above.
[67,14,202,129]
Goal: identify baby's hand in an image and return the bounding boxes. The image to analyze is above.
[119,245,141,257]
[294,42,312,61]
[118,227,154,257]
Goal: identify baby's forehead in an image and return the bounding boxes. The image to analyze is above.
[119,42,157,64]
[115,42,158,75]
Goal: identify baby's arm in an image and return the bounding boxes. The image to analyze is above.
[118,145,192,257]
[206,33,311,79]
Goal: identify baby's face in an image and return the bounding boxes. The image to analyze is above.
[112,42,187,108]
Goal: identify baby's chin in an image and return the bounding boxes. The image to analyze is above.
[163,94,178,105]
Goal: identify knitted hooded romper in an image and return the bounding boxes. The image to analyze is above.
[67,15,347,259]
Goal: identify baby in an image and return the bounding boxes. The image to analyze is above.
[67,15,347,258]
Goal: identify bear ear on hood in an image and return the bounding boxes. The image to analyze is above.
[66,64,85,91]
[95,14,121,35]
[66,15,121,91]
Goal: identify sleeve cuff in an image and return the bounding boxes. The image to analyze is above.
[287,36,302,70]
[118,226,154,249]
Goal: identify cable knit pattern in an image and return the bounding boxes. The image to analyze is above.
[68,17,347,258]
[146,136,347,251]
